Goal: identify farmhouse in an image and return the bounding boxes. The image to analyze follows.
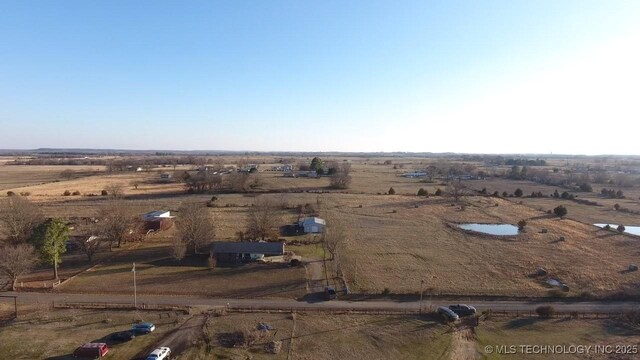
[299,217,326,233]
[210,241,285,264]
[141,210,175,231]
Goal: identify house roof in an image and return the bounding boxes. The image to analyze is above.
[211,241,285,255]
[300,217,326,226]
[143,210,172,218]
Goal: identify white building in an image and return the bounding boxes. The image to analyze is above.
[142,210,173,221]
[299,217,326,233]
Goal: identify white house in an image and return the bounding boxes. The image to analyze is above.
[142,210,173,221]
[299,217,326,233]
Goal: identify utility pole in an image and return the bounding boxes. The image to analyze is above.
[132,262,137,309]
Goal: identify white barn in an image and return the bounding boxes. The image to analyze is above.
[299,217,326,233]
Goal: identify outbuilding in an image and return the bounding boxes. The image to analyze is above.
[299,217,326,233]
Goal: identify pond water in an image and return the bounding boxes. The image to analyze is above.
[457,223,520,236]
[594,224,640,236]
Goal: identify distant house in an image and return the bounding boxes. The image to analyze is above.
[401,171,428,178]
[142,210,174,231]
[271,164,293,172]
[284,170,318,178]
[299,217,326,233]
[210,241,285,264]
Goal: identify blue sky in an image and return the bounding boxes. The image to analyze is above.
[1,1,639,154]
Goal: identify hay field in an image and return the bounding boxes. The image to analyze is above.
[0,164,104,191]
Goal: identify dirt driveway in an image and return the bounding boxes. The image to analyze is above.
[133,315,206,359]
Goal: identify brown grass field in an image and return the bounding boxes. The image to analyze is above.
[2,305,639,360]
[2,156,640,299]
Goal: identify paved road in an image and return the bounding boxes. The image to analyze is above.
[3,291,640,314]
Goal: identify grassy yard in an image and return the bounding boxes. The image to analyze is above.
[0,309,186,360]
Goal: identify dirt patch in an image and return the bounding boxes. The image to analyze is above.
[133,315,206,360]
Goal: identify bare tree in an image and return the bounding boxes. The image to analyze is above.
[322,220,347,261]
[227,172,251,193]
[74,235,103,263]
[0,197,44,244]
[175,202,216,256]
[245,197,281,241]
[329,163,352,189]
[0,244,38,290]
[95,200,142,249]
[130,180,140,190]
[446,179,468,202]
[104,183,124,198]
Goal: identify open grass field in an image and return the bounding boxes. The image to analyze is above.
[477,317,640,359]
[3,155,640,299]
[0,164,104,192]
[319,194,640,297]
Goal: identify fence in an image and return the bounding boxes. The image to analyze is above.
[52,301,190,314]
[48,301,624,319]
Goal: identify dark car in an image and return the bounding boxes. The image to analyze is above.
[324,287,337,300]
[449,304,477,317]
[131,322,156,334]
[437,306,460,321]
[110,330,136,342]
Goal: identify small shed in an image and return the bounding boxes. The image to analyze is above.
[210,241,285,264]
[299,217,326,233]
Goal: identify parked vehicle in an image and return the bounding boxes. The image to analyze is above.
[436,306,459,321]
[131,322,156,334]
[146,347,171,360]
[449,304,477,317]
[73,343,109,358]
[324,286,337,300]
[110,330,136,342]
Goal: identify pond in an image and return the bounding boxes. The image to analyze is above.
[457,223,520,236]
[594,224,640,236]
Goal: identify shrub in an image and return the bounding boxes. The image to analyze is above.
[63,190,71,196]
[617,224,626,233]
[493,191,499,197]
[536,305,555,318]
[388,187,396,195]
[101,190,108,196]
[72,191,81,196]
[502,191,508,197]
[6,191,15,196]
[614,203,620,210]
[290,259,301,267]
[417,188,428,196]
[603,224,611,230]
[579,183,593,192]
[19,192,31,196]
[514,188,523,197]
[381,288,391,296]
[435,188,442,196]
[517,219,527,230]
[553,205,568,218]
